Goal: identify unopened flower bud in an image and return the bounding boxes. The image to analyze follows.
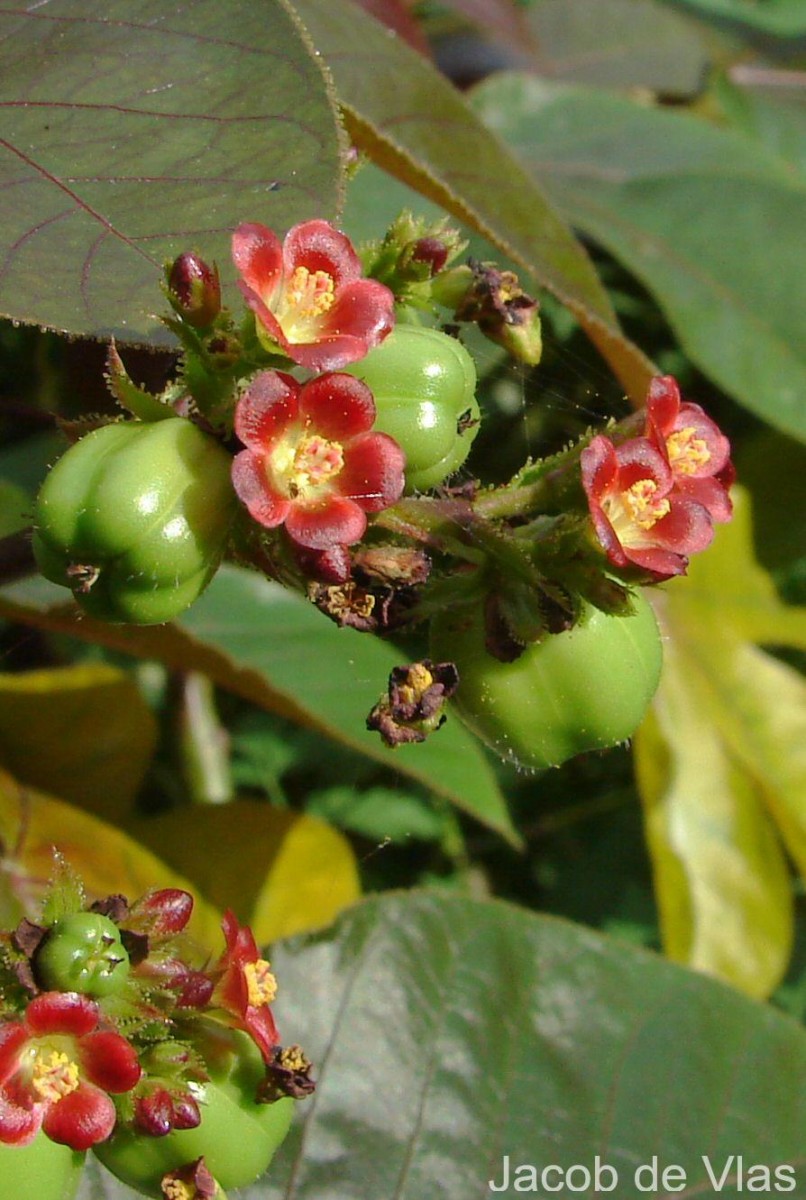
[167,253,221,328]
[410,236,449,277]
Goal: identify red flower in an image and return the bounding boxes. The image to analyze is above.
[208,912,280,1063]
[232,370,406,551]
[646,375,733,522]
[581,434,714,579]
[0,992,140,1150]
[232,219,395,371]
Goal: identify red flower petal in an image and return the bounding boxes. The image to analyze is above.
[0,1024,27,1084]
[232,222,283,298]
[340,432,406,513]
[612,437,673,493]
[238,282,290,352]
[298,373,376,440]
[320,279,396,347]
[234,370,299,452]
[42,1082,116,1151]
[675,475,733,523]
[282,333,379,374]
[285,496,368,550]
[25,993,99,1038]
[646,375,682,431]
[0,1088,41,1146]
[618,545,689,577]
[78,1032,141,1094]
[242,1007,280,1063]
[232,450,291,529]
[282,219,362,288]
[651,495,715,556]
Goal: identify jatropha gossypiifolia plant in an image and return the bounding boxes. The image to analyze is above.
[31,209,734,771]
[0,857,312,1199]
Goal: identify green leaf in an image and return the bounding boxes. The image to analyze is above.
[469,73,806,442]
[662,0,806,36]
[265,894,806,1196]
[0,480,29,538]
[524,0,710,94]
[0,0,343,343]
[0,565,519,845]
[635,488,806,997]
[713,73,806,185]
[0,663,157,824]
[290,0,656,401]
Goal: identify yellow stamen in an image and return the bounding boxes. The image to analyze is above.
[293,434,344,490]
[245,959,277,1007]
[277,266,336,343]
[279,1044,309,1072]
[667,425,710,476]
[31,1049,80,1103]
[603,477,670,547]
[398,663,434,708]
[621,479,671,530]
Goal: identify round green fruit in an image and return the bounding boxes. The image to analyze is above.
[430,591,663,769]
[345,324,480,491]
[0,1133,85,1200]
[35,912,130,999]
[94,1032,294,1196]
[33,418,236,625]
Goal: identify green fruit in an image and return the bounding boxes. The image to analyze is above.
[33,418,236,625]
[94,1032,294,1196]
[35,912,130,999]
[430,591,663,769]
[0,1133,85,1200]
[345,324,480,491]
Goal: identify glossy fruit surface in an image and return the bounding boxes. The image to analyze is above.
[35,912,130,998]
[33,418,236,625]
[94,1032,293,1196]
[0,1132,85,1200]
[430,591,663,769]
[345,324,479,491]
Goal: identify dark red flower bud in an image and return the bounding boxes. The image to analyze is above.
[135,1087,174,1137]
[130,888,194,938]
[167,252,221,327]
[293,542,352,584]
[176,968,215,1009]
[410,236,449,276]
[172,1093,202,1130]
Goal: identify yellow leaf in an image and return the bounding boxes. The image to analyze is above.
[0,663,157,823]
[635,487,806,998]
[124,799,361,946]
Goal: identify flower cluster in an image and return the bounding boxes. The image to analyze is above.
[0,875,312,1195]
[581,375,733,580]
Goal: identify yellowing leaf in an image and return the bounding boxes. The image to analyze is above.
[637,645,792,998]
[0,663,157,823]
[0,765,221,946]
[124,799,361,947]
[635,487,806,997]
